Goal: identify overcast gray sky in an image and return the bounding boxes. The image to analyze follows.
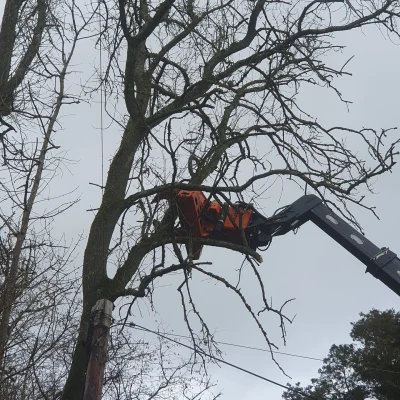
[44,13,400,400]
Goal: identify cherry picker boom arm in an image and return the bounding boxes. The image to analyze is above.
[251,194,400,297]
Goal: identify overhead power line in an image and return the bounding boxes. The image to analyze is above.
[125,326,400,376]
[156,331,323,362]
[128,323,323,400]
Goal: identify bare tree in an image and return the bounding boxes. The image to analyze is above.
[0,0,89,395]
[0,2,221,399]
[0,239,81,400]
[52,0,400,398]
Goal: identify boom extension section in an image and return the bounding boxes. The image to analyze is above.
[259,194,400,297]
[156,190,400,296]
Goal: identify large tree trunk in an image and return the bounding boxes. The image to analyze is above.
[61,114,150,399]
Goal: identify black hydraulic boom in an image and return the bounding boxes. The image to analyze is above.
[250,194,400,297]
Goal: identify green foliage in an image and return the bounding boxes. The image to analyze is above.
[283,310,400,400]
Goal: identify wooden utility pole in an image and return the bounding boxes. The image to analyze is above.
[83,299,113,400]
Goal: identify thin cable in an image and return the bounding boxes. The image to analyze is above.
[99,1,104,192]
[129,323,323,400]
[217,340,322,361]
[120,324,400,376]
[212,339,400,375]
[146,330,323,361]
[218,341,400,375]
